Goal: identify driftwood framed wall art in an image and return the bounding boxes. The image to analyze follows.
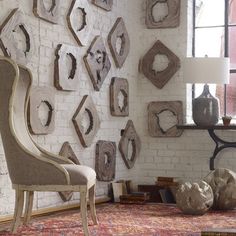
[148,101,183,137]
[33,0,61,24]
[84,36,111,91]
[92,0,113,11]
[95,140,116,182]
[146,0,180,28]
[139,40,180,89]
[108,17,130,68]
[72,95,100,148]
[110,77,129,117]
[0,8,35,65]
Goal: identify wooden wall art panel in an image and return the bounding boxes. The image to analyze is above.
[92,0,113,11]
[146,0,181,28]
[84,36,111,91]
[27,87,55,135]
[148,101,183,137]
[67,0,93,46]
[33,0,61,24]
[58,142,80,201]
[0,8,35,65]
[108,17,130,68]
[139,40,180,89]
[119,120,141,169]
[95,140,116,182]
[72,95,100,148]
[110,77,129,117]
[54,44,80,91]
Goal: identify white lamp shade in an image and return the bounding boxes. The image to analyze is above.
[183,57,230,84]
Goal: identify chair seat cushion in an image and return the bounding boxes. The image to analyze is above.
[62,164,96,185]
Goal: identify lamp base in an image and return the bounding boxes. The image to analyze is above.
[192,84,219,126]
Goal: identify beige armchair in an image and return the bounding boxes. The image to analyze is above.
[0,56,98,235]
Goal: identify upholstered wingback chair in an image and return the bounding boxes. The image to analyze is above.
[0,57,98,235]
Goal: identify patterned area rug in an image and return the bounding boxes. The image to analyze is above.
[0,203,236,236]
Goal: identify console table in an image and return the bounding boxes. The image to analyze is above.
[177,124,236,170]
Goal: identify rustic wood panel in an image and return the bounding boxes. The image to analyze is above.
[27,87,55,135]
[148,101,183,137]
[95,140,116,182]
[119,120,141,169]
[108,17,130,68]
[146,0,180,28]
[139,40,180,89]
[92,0,113,11]
[0,8,35,65]
[33,0,61,24]
[84,36,111,91]
[110,77,129,117]
[72,95,100,148]
[54,44,80,91]
[67,0,93,46]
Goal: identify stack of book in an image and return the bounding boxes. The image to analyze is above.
[156,176,179,187]
[119,192,150,204]
[201,228,236,236]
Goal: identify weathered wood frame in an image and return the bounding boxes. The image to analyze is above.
[146,0,181,28]
[139,40,180,89]
[84,36,111,91]
[33,0,61,24]
[119,120,141,169]
[95,140,116,182]
[0,8,35,65]
[110,77,129,117]
[54,44,80,91]
[108,17,130,68]
[72,95,100,148]
[27,87,55,135]
[148,101,183,137]
[92,0,113,11]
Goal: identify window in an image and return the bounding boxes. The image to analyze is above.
[193,0,236,117]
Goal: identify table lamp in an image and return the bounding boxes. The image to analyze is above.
[183,57,230,126]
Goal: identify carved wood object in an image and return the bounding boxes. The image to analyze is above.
[84,36,111,91]
[58,142,80,201]
[139,40,180,89]
[27,87,55,135]
[148,101,183,137]
[95,140,116,182]
[110,77,129,117]
[33,0,61,24]
[92,0,113,11]
[108,17,130,68]
[119,120,141,169]
[146,0,180,28]
[54,44,80,91]
[67,0,93,46]
[0,8,35,65]
[72,95,100,148]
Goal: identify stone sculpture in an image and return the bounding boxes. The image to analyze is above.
[92,0,113,11]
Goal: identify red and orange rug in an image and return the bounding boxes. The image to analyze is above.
[0,203,236,235]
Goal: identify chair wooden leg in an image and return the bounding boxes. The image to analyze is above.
[11,189,24,233]
[24,191,34,225]
[89,184,98,225]
[80,188,89,236]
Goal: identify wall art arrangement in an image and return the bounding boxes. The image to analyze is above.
[67,0,93,46]
[54,44,80,91]
[95,140,116,182]
[148,101,183,137]
[139,40,180,89]
[108,17,130,68]
[0,8,35,65]
[27,87,55,135]
[72,95,101,148]
[146,0,181,28]
[119,120,141,169]
[110,77,129,117]
[84,36,111,91]
[92,0,113,11]
[33,0,61,24]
